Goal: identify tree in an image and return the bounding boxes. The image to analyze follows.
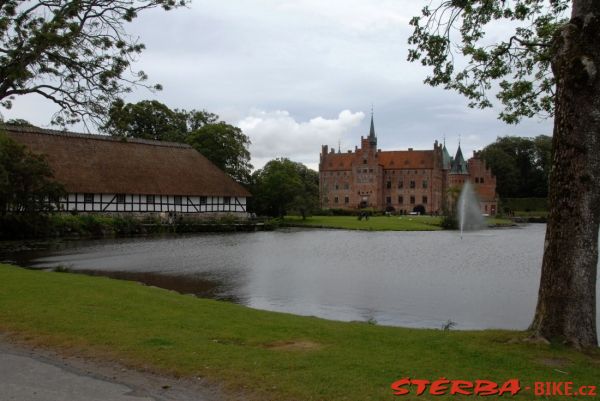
[102,100,251,183]
[481,135,552,198]
[251,159,319,218]
[187,123,252,185]
[409,1,599,347]
[0,132,64,216]
[0,0,185,126]
[101,99,190,142]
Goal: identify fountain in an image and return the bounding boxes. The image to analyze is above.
[457,180,485,238]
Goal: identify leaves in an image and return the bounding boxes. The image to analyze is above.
[0,0,187,126]
[408,0,569,123]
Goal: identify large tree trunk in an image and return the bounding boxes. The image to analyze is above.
[530,0,600,348]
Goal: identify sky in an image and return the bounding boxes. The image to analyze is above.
[3,0,554,171]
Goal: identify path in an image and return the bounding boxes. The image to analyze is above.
[0,339,223,401]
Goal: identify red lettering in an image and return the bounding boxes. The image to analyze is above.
[391,378,411,396]
[588,385,597,396]
[429,378,450,395]
[552,382,564,395]
[474,380,499,396]
[534,382,545,396]
[564,382,573,396]
[450,380,474,395]
[498,379,521,396]
[412,379,430,396]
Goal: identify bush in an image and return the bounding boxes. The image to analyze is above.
[440,214,458,230]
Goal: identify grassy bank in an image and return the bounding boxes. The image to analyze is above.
[0,264,597,400]
[283,215,443,231]
[283,215,514,231]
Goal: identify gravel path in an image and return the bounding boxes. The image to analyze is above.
[0,338,224,401]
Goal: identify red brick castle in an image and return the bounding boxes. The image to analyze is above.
[319,114,497,215]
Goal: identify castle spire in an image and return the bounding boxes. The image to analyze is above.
[368,107,377,146]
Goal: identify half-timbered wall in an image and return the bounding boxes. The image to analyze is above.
[56,193,247,213]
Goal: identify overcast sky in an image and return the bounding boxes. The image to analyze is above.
[4,0,553,170]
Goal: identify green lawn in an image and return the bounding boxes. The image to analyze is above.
[284,215,443,231]
[0,264,597,400]
[283,215,515,231]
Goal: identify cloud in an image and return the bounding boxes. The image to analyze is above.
[238,109,365,170]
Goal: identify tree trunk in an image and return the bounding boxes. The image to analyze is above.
[530,0,600,348]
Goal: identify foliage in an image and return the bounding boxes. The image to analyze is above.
[440,214,459,230]
[408,1,570,123]
[0,0,186,126]
[481,135,552,198]
[250,158,318,218]
[187,123,252,184]
[2,263,597,401]
[101,100,252,183]
[501,197,548,213]
[0,132,64,217]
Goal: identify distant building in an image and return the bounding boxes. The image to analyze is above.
[4,125,250,215]
[318,115,497,215]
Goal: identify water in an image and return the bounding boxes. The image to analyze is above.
[458,181,484,238]
[3,225,599,330]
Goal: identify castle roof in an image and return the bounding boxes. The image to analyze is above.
[320,149,435,171]
[2,125,251,197]
[451,144,468,174]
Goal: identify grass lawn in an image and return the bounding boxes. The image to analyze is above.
[284,215,443,231]
[284,215,515,231]
[0,264,597,400]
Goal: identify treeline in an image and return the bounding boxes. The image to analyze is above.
[480,135,552,199]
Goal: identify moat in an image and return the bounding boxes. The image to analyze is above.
[2,224,598,330]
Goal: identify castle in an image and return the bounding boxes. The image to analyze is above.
[318,115,497,215]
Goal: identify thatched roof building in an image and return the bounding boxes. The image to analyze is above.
[3,125,250,214]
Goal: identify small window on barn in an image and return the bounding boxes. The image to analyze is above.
[223,196,231,204]
[84,193,94,203]
[174,196,182,205]
[116,194,126,204]
[200,196,207,205]
[146,195,155,204]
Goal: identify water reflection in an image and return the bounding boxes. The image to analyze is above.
[3,225,598,330]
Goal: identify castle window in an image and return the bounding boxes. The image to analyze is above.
[410,181,416,189]
[344,183,349,190]
[398,196,403,204]
[386,196,392,205]
[363,159,367,164]
[369,169,373,173]
[480,177,484,183]
[422,180,428,189]
[386,181,392,189]
[398,181,403,188]
[344,196,349,204]
[410,196,415,204]
[334,196,339,204]
[422,196,428,204]
[335,184,339,190]
[475,177,479,183]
